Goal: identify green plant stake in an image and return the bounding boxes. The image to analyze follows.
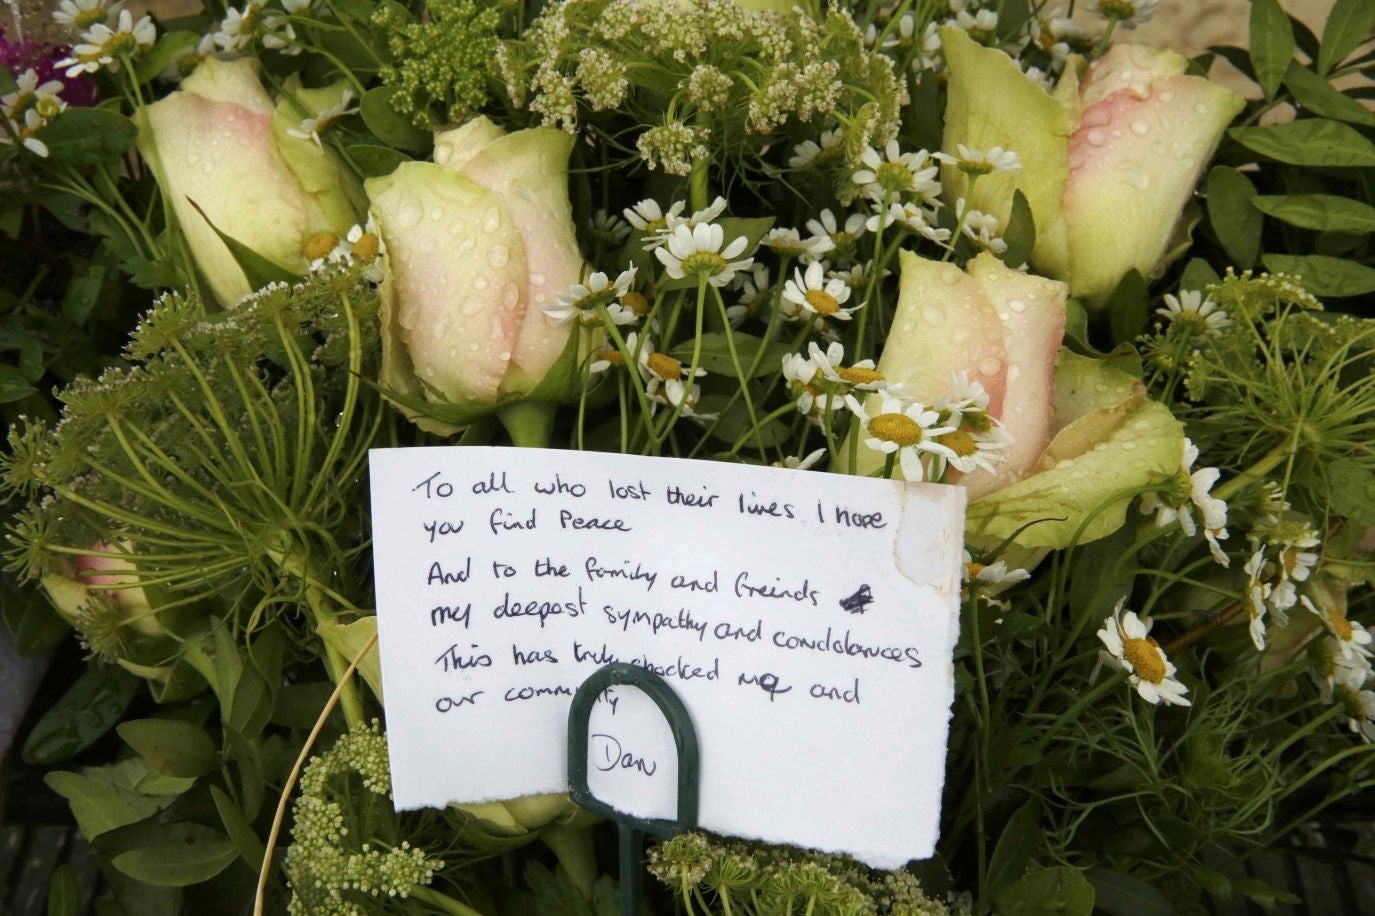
[568,663,701,916]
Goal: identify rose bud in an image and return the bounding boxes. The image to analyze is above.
[136,58,364,307]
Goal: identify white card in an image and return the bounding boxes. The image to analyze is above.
[369,446,966,869]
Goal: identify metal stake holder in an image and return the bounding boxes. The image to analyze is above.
[567,663,701,916]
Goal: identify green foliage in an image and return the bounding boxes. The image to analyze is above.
[374,0,503,130]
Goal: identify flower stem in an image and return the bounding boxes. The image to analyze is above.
[498,400,556,448]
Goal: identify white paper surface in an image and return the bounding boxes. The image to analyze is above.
[369,446,966,868]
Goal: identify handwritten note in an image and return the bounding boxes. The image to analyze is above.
[369,447,966,869]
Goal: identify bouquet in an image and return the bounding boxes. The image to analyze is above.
[2,0,1374,913]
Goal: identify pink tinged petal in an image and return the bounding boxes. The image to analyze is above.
[447,126,580,396]
[136,58,315,307]
[1062,73,1244,300]
[960,253,1067,498]
[878,250,1008,416]
[368,162,527,407]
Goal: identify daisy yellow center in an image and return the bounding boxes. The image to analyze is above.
[352,232,380,261]
[965,562,985,579]
[1122,635,1166,684]
[623,291,650,316]
[303,231,339,260]
[1329,612,1354,642]
[647,352,683,381]
[680,251,727,275]
[937,429,979,457]
[75,8,107,28]
[874,161,913,193]
[102,31,138,57]
[1096,0,1140,19]
[35,97,62,118]
[869,412,924,446]
[959,160,995,177]
[600,350,625,367]
[1280,547,1302,576]
[838,366,883,385]
[963,411,992,433]
[805,289,840,315]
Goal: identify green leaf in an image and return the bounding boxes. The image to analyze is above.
[1206,166,1261,268]
[117,719,219,778]
[185,198,300,292]
[359,86,431,153]
[1318,0,1375,75]
[317,616,384,702]
[1327,458,1375,526]
[700,393,791,448]
[1249,0,1295,100]
[111,834,237,887]
[35,107,138,167]
[135,31,199,85]
[346,143,410,177]
[1230,118,1375,167]
[1262,253,1375,296]
[44,760,176,839]
[669,332,791,379]
[1,574,70,655]
[1001,189,1036,268]
[48,864,78,916]
[62,263,107,324]
[210,785,266,870]
[1086,868,1172,916]
[1179,257,1222,293]
[1284,62,1375,127]
[1252,193,1375,232]
[0,364,37,403]
[993,866,1095,916]
[984,797,1042,896]
[1106,269,1149,346]
[23,667,140,764]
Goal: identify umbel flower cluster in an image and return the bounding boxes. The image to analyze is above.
[3,0,1375,913]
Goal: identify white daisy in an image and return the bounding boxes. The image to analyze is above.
[625,198,686,249]
[52,0,115,30]
[935,143,1022,176]
[852,140,941,202]
[3,109,51,158]
[286,90,358,148]
[781,351,835,421]
[59,9,156,76]
[214,3,263,53]
[762,227,835,261]
[1157,289,1230,334]
[726,264,772,326]
[638,341,707,411]
[955,201,1006,254]
[590,209,632,248]
[807,341,886,391]
[1,70,66,121]
[1097,601,1191,706]
[775,449,827,471]
[1302,596,1373,663]
[544,266,638,323]
[804,208,867,257]
[866,200,953,245]
[844,393,958,482]
[654,223,754,287]
[831,262,889,292]
[782,262,858,322]
[788,128,843,169]
[1092,0,1159,29]
[1139,438,1229,564]
[954,8,999,43]
[962,550,1031,588]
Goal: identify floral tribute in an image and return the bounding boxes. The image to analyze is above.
[1,0,1374,913]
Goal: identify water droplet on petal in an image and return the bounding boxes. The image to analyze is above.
[1131,120,1149,136]
[474,277,489,291]
[922,304,946,326]
[487,244,510,268]
[1087,129,1106,147]
[395,199,422,229]
[1008,298,1027,313]
[1158,90,1175,104]
[430,207,445,221]
[940,265,963,286]
[978,357,1003,377]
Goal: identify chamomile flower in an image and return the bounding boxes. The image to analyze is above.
[782,262,858,321]
[1092,0,1159,29]
[213,3,263,53]
[955,201,1006,254]
[1156,289,1230,335]
[844,394,958,482]
[938,418,1012,476]
[781,352,836,422]
[852,141,941,202]
[544,266,638,323]
[624,198,686,248]
[937,370,992,415]
[726,264,772,326]
[53,0,115,30]
[762,227,835,262]
[1314,635,1372,700]
[775,449,827,471]
[1335,681,1375,742]
[1097,601,1190,706]
[954,8,999,44]
[59,9,155,76]
[654,223,754,287]
[788,128,843,169]
[866,200,953,245]
[589,209,632,248]
[2,70,65,121]
[1303,596,1373,663]
[1139,439,1229,566]
[807,341,886,391]
[804,209,867,259]
[638,340,707,411]
[961,550,1031,589]
[831,262,889,293]
[2,109,51,157]
[935,144,1022,176]
[286,91,358,148]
